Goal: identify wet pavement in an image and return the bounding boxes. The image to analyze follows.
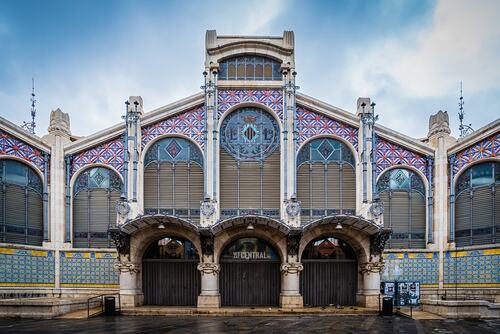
[0,315,499,333]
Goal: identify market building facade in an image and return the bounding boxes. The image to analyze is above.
[0,31,498,314]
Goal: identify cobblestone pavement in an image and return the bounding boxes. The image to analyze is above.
[0,315,499,333]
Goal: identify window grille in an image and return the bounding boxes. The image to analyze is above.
[0,159,43,246]
[73,167,122,248]
[218,55,282,81]
[455,161,499,246]
[143,138,203,222]
[220,107,280,218]
[296,138,356,222]
[377,168,426,249]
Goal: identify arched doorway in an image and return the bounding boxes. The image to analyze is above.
[220,237,281,306]
[301,237,357,306]
[142,237,200,305]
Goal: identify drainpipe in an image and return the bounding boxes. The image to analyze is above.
[449,154,456,242]
[43,152,49,242]
[64,155,72,243]
[427,156,434,244]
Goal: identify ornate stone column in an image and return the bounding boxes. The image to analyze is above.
[359,260,384,308]
[115,261,142,307]
[197,231,220,308]
[280,231,303,308]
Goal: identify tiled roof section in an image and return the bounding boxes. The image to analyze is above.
[218,89,283,120]
[71,136,124,177]
[0,128,46,173]
[453,132,499,174]
[376,136,428,178]
[295,106,358,150]
[141,105,205,149]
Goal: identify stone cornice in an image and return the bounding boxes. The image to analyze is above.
[0,116,51,152]
[447,118,500,155]
[375,124,435,156]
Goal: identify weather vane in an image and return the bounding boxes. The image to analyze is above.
[22,78,37,134]
[458,81,473,138]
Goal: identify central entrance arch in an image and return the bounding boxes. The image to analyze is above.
[219,237,281,306]
[142,236,200,306]
[301,237,357,306]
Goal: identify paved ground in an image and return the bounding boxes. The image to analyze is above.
[0,315,499,333]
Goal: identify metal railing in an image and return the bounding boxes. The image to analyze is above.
[87,293,121,318]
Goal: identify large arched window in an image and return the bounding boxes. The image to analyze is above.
[218,55,281,81]
[296,138,356,222]
[143,137,203,222]
[0,159,43,245]
[377,168,426,249]
[455,161,500,246]
[73,167,122,248]
[219,107,280,218]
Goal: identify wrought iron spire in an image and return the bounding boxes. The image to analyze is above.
[22,78,37,134]
[458,81,473,138]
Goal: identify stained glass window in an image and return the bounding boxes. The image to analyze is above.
[144,137,203,167]
[220,107,280,161]
[218,56,282,81]
[297,138,355,168]
[73,167,122,195]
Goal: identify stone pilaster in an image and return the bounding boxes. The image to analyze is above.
[197,261,221,308]
[280,261,303,308]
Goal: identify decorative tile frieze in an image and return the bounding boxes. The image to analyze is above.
[382,252,438,285]
[0,247,55,287]
[60,251,119,287]
[296,106,358,149]
[452,132,499,175]
[141,105,205,149]
[217,89,283,120]
[0,128,47,173]
[443,248,500,287]
[376,137,428,178]
[71,136,124,177]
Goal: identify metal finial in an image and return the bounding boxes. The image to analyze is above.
[458,81,473,138]
[22,78,37,134]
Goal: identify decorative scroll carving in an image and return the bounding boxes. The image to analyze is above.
[370,228,391,257]
[280,262,304,275]
[108,228,130,257]
[287,229,302,256]
[114,262,140,274]
[200,229,214,256]
[197,262,220,275]
[359,261,385,274]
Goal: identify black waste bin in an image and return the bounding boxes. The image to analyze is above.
[104,296,116,315]
[382,297,393,316]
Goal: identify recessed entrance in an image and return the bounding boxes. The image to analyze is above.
[219,237,281,306]
[301,237,357,306]
[142,237,200,306]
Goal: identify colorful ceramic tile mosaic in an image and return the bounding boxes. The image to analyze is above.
[376,136,428,178]
[295,106,359,150]
[141,105,205,149]
[60,251,119,287]
[443,248,500,287]
[0,247,55,286]
[382,252,439,286]
[0,129,46,173]
[71,136,124,177]
[452,132,499,175]
[217,89,283,120]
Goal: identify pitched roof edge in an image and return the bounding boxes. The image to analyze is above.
[448,118,500,155]
[0,116,51,152]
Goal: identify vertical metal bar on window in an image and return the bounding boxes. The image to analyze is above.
[427,157,434,244]
[107,189,111,247]
[260,162,263,214]
[449,154,456,242]
[309,162,312,218]
[172,162,176,215]
[340,163,344,212]
[237,160,240,215]
[213,71,218,199]
[1,161,5,242]
[469,179,473,246]
[188,162,191,220]
[408,190,412,249]
[156,144,160,214]
[491,163,496,244]
[323,162,327,216]
[24,186,28,245]
[87,189,91,248]
[65,156,72,243]
[43,152,49,242]
[389,190,393,248]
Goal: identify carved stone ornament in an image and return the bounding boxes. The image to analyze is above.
[115,200,130,217]
[285,199,301,217]
[369,200,384,217]
[280,262,304,275]
[200,230,214,256]
[48,108,71,136]
[287,230,302,256]
[197,262,220,275]
[370,228,391,257]
[359,261,385,274]
[108,228,130,256]
[114,262,140,274]
[428,110,451,137]
[200,199,216,217]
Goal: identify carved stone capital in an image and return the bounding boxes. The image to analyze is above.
[199,229,214,256]
[114,262,140,274]
[370,228,391,257]
[197,262,220,275]
[280,262,304,275]
[108,228,130,257]
[359,261,385,274]
[287,229,302,257]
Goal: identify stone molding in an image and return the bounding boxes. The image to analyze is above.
[114,262,140,274]
[359,261,385,274]
[197,262,220,275]
[280,262,304,275]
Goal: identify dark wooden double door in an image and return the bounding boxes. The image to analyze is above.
[142,259,200,306]
[301,260,357,306]
[220,261,281,306]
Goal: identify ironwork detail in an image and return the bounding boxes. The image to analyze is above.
[370,229,391,257]
[108,228,130,257]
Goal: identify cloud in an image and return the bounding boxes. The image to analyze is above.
[348,0,500,98]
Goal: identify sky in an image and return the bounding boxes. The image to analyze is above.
[1,0,499,139]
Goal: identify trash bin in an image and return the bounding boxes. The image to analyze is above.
[104,296,116,315]
[382,297,393,316]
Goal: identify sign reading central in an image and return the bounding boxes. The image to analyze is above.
[221,237,280,262]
